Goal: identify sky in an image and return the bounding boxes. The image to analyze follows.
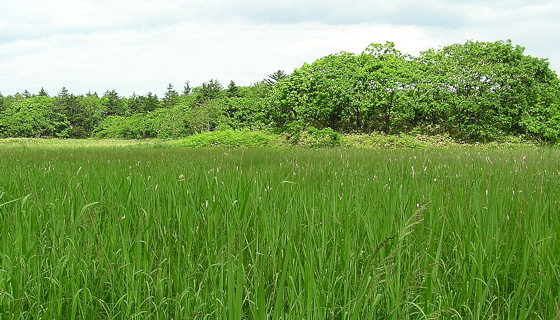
[1,0,559,97]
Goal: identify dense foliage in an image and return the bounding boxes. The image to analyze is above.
[269,41,560,142]
[1,40,559,142]
[0,81,271,140]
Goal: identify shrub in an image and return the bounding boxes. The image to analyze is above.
[287,126,341,147]
[176,130,275,148]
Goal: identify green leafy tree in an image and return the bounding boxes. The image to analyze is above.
[94,113,158,139]
[154,106,190,138]
[418,40,560,141]
[0,96,68,137]
[267,40,560,142]
[219,97,266,129]
[186,99,227,134]
[75,93,104,136]
[242,81,271,99]
[267,43,416,132]
[7,93,25,103]
[359,42,423,133]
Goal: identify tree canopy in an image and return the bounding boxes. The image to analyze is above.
[1,40,559,142]
[268,40,560,141]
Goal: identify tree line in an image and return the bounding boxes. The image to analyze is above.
[1,40,559,142]
[0,77,279,139]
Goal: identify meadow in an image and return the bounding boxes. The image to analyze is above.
[0,140,559,319]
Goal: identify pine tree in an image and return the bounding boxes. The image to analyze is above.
[182,81,192,95]
[58,87,70,99]
[163,83,179,107]
[127,92,141,114]
[54,87,85,137]
[139,92,161,113]
[38,87,49,97]
[0,92,4,112]
[102,89,127,116]
[227,80,240,97]
[265,70,289,85]
[197,79,223,103]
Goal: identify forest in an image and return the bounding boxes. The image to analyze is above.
[1,40,559,143]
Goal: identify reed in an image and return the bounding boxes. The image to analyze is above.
[0,145,558,318]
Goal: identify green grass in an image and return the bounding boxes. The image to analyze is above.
[0,138,168,150]
[0,142,559,319]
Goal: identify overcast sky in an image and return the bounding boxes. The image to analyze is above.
[1,0,559,97]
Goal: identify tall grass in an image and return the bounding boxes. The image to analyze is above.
[0,145,559,319]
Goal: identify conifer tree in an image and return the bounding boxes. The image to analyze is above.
[227,80,240,97]
[265,70,289,85]
[182,81,192,95]
[163,83,179,107]
[102,89,127,116]
[38,87,49,97]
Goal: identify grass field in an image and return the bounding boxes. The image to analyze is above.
[0,140,559,319]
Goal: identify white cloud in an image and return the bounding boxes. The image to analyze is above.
[1,21,435,95]
[0,0,559,96]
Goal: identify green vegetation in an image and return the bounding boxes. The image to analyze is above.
[176,130,274,148]
[268,41,560,142]
[1,40,560,144]
[1,39,559,318]
[0,143,559,319]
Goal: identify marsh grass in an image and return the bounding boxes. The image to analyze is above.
[0,145,559,319]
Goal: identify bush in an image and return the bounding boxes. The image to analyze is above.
[175,130,275,148]
[287,126,341,147]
